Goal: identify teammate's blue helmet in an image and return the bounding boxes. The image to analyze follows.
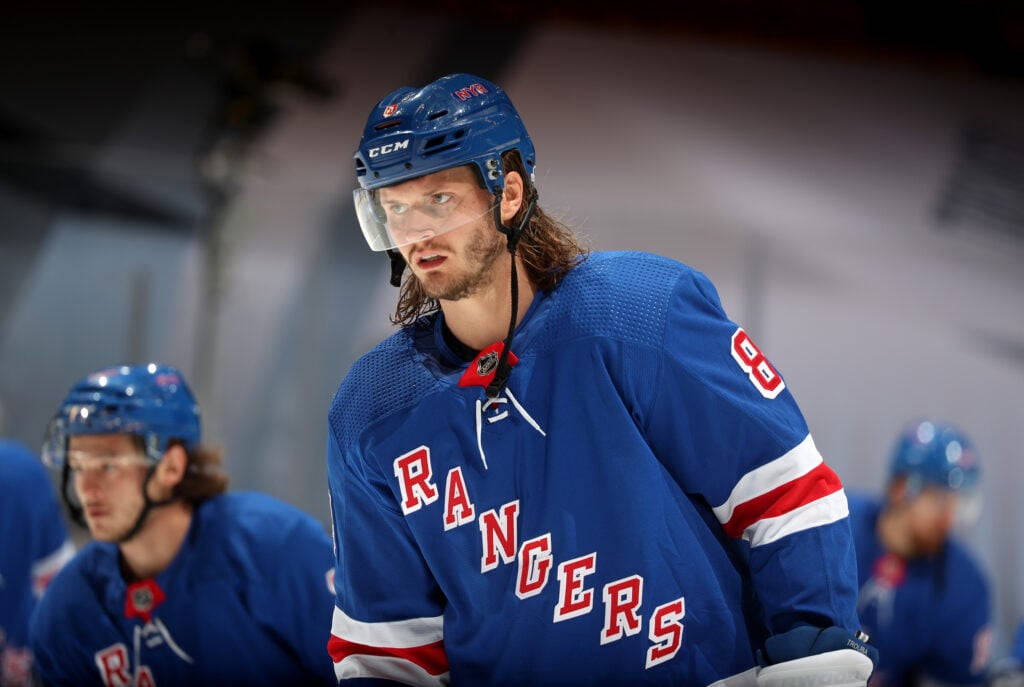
[355,72,535,195]
[43,363,200,467]
[889,420,980,493]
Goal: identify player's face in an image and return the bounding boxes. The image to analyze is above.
[68,434,150,542]
[384,167,505,301]
[905,486,958,555]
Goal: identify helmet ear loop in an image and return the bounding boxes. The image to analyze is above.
[486,190,538,400]
[60,457,87,529]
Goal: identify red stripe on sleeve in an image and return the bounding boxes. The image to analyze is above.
[327,634,449,676]
[722,461,843,539]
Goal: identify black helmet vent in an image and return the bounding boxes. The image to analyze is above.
[355,158,367,176]
[422,129,468,157]
[427,109,449,121]
[374,119,403,131]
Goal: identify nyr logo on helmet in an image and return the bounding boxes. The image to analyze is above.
[453,83,488,101]
[368,139,410,158]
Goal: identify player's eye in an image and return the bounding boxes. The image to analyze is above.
[386,202,408,216]
[431,192,453,206]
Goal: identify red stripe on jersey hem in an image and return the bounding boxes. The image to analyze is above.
[722,461,843,538]
[327,634,449,676]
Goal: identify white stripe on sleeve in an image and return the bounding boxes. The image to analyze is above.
[741,488,850,547]
[712,434,822,525]
[331,605,443,649]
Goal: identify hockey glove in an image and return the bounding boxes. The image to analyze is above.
[708,625,878,687]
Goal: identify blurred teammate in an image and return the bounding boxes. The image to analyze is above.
[326,73,876,686]
[0,437,74,687]
[30,364,336,686]
[848,420,991,686]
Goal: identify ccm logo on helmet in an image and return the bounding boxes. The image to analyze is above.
[368,139,410,158]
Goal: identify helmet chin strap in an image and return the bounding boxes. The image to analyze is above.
[485,190,537,400]
[386,248,406,288]
[118,464,178,543]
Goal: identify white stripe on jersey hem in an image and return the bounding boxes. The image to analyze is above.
[332,605,443,648]
[712,434,822,525]
[31,539,75,598]
[336,654,450,686]
[742,488,850,548]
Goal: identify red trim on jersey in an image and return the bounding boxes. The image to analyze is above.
[458,342,519,388]
[327,634,449,676]
[721,461,843,538]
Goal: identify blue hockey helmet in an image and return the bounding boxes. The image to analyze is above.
[43,363,200,467]
[352,73,536,252]
[889,419,980,493]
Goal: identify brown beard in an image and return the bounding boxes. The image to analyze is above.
[419,220,506,301]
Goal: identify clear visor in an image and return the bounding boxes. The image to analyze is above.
[42,404,146,468]
[353,185,498,251]
[65,451,149,476]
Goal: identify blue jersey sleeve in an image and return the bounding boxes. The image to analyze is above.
[248,507,338,685]
[326,426,447,683]
[26,464,73,599]
[28,568,96,687]
[639,268,859,634]
[920,550,991,684]
[1,440,73,662]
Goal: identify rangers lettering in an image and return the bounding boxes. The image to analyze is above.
[95,643,131,687]
[394,446,438,515]
[368,139,410,158]
[515,533,553,599]
[730,328,785,399]
[395,459,691,670]
[137,667,157,687]
[646,597,686,669]
[553,553,597,622]
[479,500,520,572]
[601,575,644,645]
[443,466,475,531]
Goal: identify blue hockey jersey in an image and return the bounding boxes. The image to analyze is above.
[0,439,74,687]
[29,491,336,687]
[326,251,860,686]
[847,492,991,686]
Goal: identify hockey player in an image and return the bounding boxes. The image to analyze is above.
[30,364,336,686]
[326,73,877,686]
[848,420,991,686]
[0,438,74,687]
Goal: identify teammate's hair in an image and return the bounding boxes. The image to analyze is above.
[392,150,588,327]
[132,437,229,504]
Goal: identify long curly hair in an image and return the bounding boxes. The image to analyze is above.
[391,151,588,327]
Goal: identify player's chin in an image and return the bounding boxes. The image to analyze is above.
[87,521,123,542]
[915,534,946,556]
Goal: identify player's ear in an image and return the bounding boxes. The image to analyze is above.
[154,444,188,494]
[500,171,523,223]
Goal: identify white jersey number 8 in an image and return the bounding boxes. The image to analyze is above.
[730,328,785,400]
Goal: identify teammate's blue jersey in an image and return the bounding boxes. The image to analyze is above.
[847,492,991,686]
[326,251,860,685]
[29,491,336,687]
[1013,621,1024,665]
[0,439,74,687]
